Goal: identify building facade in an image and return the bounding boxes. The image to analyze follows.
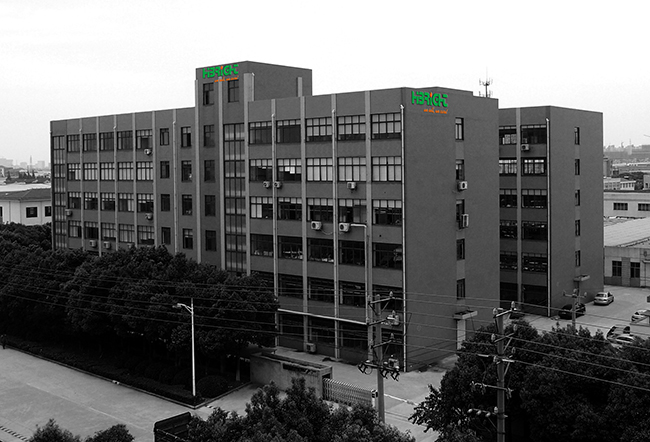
[498,107,603,315]
[604,191,650,218]
[0,187,52,225]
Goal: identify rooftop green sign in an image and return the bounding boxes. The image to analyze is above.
[411,91,448,108]
[202,64,239,78]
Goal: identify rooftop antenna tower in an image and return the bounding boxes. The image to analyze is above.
[479,69,493,98]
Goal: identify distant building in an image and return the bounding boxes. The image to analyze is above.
[604,177,636,191]
[0,187,52,225]
[604,191,650,218]
[604,217,650,287]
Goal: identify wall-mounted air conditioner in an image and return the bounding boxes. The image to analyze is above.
[459,214,469,229]
[89,240,97,248]
[457,181,468,191]
[347,181,357,190]
[145,213,153,220]
[305,343,317,353]
[521,144,530,151]
[263,181,271,188]
[274,181,282,189]
[338,222,350,233]
[65,209,73,216]
[310,221,322,231]
[144,148,152,156]
[103,241,111,249]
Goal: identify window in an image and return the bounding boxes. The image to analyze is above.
[640,204,650,211]
[136,130,152,150]
[372,156,401,182]
[308,278,335,303]
[456,160,465,181]
[339,199,367,223]
[182,195,192,215]
[67,134,80,152]
[575,220,581,236]
[52,135,65,151]
[455,118,464,141]
[181,127,192,147]
[522,253,547,273]
[278,274,302,298]
[251,234,274,257]
[278,197,302,221]
[182,229,193,249]
[371,112,401,140]
[574,127,580,145]
[521,124,546,144]
[575,159,581,175]
[160,161,170,179]
[337,115,366,141]
[99,132,114,151]
[500,252,517,271]
[160,194,171,212]
[613,202,628,211]
[575,190,581,206]
[499,126,517,145]
[306,158,333,181]
[117,162,133,181]
[278,236,302,259]
[204,160,216,182]
[500,220,517,239]
[373,200,402,225]
[227,79,239,102]
[118,193,134,212]
[374,243,402,269]
[631,262,641,279]
[137,193,154,213]
[456,279,466,300]
[67,163,81,181]
[83,133,97,151]
[307,198,334,222]
[500,189,517,208]
[161,227,171,245]
[160,128,170,146]
[101,223,116,241]
[249,121,272,144]
[100,163,114,181]
[276,119,301,143]
[339,281,366,307]
[338,157,366,182]
[250,159,273,182]
[26,207,38,218]
[205,195,217,216]
[522,221,547,240]
[339,240,365,266]
[456,200,465,228]
[117,131,133,150]
[308,238,334,262]
[373,285,403,312]
[136,162,153,181]
[522,189,547,209]
[612,260,622,277]
[250,196,273,219]
[101,192,115,211]
[522,158,546,175]
[499,159,517,175]
[203,124,215,147]
[84,192,98,210]
[203,83,214,105]
[68,220,82,238]
[575,250,581,267]
[68,192,81,209]
[45,206,51,217]
[456,238,465,260]
[181,161,192,181]
[137,226,155,245]
[83,163,98,181]
[119,224,135,243]
[306,117,332,142]
[205,230,217,251]
[277,159,301,181]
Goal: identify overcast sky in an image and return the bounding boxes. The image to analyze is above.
[1,0,647,166]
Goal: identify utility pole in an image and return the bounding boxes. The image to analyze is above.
[563,289,586,329]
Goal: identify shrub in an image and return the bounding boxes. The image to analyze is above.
[85,424,133,442]
[144,362,166,381]
[197,375,229,398]
[133,360,149,376]
[158,366,177,384]
[172,368,192,389]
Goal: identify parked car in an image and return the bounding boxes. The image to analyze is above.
[594,291,614,305]
[558,303,586,319]
[613,334,637,347]
[631,309,650,323]
[606,324,631,342]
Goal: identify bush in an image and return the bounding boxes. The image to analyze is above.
[85,424,133,442]
[133,360,149,376]
[197,375,229,398]
[158,366,177,384]
[172,368,192,389]
[122,355,141,372]
[144,362,166,380]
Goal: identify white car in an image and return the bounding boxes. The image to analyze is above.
[594,291,614,305]
[614,334,637,347]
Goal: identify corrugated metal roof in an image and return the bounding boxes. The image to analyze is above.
[0,188,51,202]
[604,217,650,247]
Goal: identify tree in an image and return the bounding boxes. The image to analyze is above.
[84,424,134,442]
[29,419,81,442]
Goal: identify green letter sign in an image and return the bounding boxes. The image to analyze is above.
[411,91,448,107]
[202,64,239,79]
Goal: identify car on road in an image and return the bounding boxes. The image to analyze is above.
[613,334,637,348]
[558,303,586,319]
[594,291,614,305]
[606,324,631,342]
[631,309,650,323]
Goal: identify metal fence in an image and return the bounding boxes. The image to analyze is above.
[322,378,376,407]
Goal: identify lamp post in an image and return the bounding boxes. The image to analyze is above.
[174,298,196,399]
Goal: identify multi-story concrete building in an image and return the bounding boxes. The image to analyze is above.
[51,61,501,371]
[498,107,603,315]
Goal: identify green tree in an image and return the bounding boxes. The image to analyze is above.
[29,419,81,442]
[84,424,134,442]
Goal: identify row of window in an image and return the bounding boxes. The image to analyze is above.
[501,219,581,239]
[500,252,548,273]
[202,79,239,105]
[68,192,154,213]
[499,158,546,176]
[499,125,580,145]
[24,206,52,218]
[499,189,549,209]
[66,162,155,181]
[54,128,183,153]
[612,202,650,211]
[612,261,640,278]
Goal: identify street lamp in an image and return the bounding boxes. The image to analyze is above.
[173,298,196,399]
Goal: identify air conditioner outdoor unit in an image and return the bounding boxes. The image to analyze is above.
[338,222,350,233]
[145,213,153,220]
[65,209,73,216]
[274,181,282,189]
[347,181,357,190]
[521,144,530,151]
[460,214,469,229]
[457,180,468,191]
[305,343,317,353]
[89,240,97,248]
[310,221,322,231]
[144,148,152,156]
[128,242,136,249]
[103,241,111,250]
[263,181,271,188]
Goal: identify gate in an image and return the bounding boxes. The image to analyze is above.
[322,378,376,407]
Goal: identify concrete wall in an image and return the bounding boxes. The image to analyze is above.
[250,353,332,397]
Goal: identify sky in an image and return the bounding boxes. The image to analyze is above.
[1,0,648,166]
